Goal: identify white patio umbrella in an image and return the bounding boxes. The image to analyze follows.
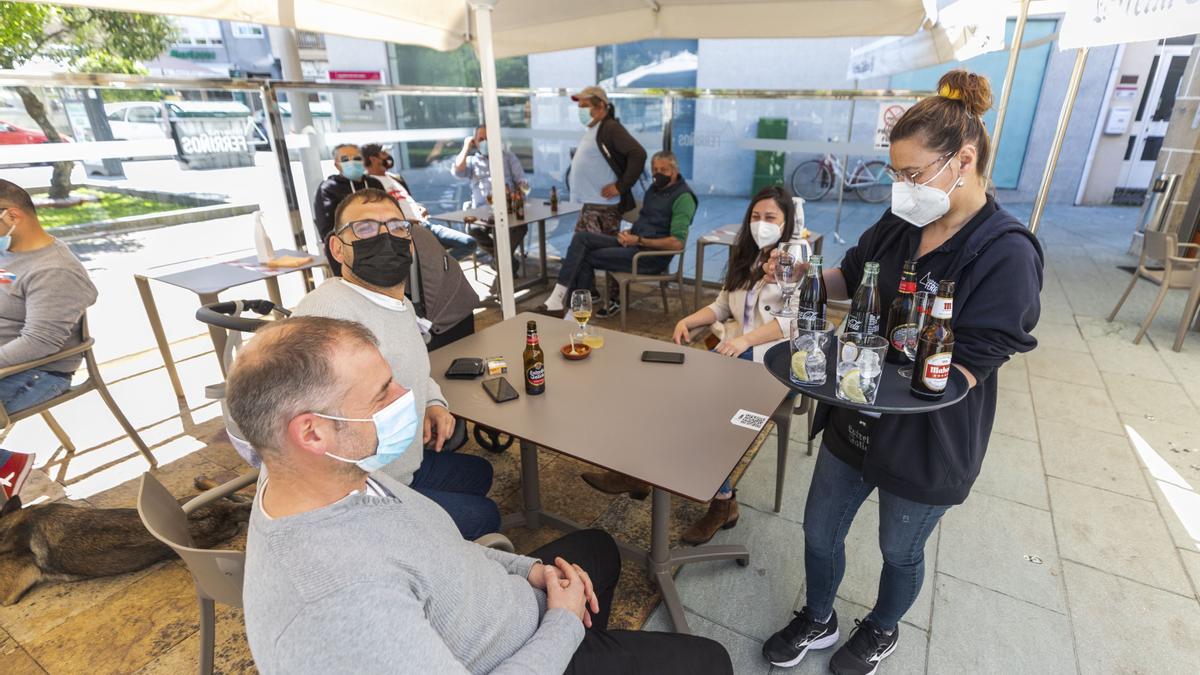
[32,0,937,316]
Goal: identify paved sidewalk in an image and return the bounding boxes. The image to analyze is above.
[642,212,1200,674]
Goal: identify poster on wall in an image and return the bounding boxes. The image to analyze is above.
[1060,0,1200,50]
[875,102,913,150]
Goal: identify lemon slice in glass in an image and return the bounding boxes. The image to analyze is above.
[839,368,867,403]
[791,350,809,381]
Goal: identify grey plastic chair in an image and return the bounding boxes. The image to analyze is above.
[137,472,248,675]
[1108,230,1200,345]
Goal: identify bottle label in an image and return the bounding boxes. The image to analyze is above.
[922,352,953,391]
[845,314,879,334]
[890,323,917,351]
[527,334,539,345]
[797,308,819,323]
[527,363,545,386]
[899,281,917,294]
[931,297,953,319]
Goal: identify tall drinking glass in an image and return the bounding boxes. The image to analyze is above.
[836,333,888,405]
[899,291,934,378]
[772,240,811,317]
[790,318,834,386]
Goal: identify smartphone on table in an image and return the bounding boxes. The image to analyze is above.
[641,350,685,364]
[482,376,520,403]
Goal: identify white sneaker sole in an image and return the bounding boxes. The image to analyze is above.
[769,630,840,668]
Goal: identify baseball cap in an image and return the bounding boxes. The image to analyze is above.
[571,86,609,104]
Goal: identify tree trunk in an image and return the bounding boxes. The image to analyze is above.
[14,85,74,200]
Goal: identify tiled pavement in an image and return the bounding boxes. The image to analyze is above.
[4,202,1200,673]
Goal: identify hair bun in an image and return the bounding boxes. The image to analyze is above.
[937,69,993,117]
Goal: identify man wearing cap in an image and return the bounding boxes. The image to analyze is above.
[569,86,646,236]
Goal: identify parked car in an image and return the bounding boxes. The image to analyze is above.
[0,120,72,144]
[104,102,170,140]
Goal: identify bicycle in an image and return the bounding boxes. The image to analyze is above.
[789,142,892,204]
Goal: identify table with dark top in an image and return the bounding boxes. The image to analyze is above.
[430,312,790,633]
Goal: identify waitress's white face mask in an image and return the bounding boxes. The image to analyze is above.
[890,156,963,228]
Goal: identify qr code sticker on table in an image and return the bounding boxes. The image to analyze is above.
[730,409,768,431]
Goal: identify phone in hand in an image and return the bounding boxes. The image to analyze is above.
[641,350,685,364]
[482,376,520,403]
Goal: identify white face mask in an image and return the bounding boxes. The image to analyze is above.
[749,220,782,249]
[890,157,963,228]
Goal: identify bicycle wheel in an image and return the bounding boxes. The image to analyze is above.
[790,160,832,202]
[852,160,892,204]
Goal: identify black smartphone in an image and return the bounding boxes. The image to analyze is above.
[482,376,520,403]
[641,350,685,364]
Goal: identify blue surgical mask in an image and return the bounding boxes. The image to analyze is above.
[477,140,489,156]
[317,390,419,473]
[578,107,593,126]
[341,160,366,181]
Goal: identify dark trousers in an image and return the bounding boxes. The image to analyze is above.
[556,232,670,300]
[410,450,500,540]
[530,529,733,675]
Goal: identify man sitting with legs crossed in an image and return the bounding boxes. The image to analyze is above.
[537,151,695,318]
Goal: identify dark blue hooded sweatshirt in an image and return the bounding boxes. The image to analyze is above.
[815,197,1044,506]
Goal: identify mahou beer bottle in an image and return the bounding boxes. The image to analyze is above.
[911,280,955,400]
[795,255,826,323]
[884,259,918,364]
[843,262,881,335]
[523,320,546,395]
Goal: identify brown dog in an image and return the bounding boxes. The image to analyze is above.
[0,493,250,605]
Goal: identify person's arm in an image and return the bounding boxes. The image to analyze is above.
[0,268,96,368]
[673,305,720,344]
[479,545,541,579]
[313,181,336,240]
[718,316,786,357]
[824,267,850,302]
[507,151,527,189]
[605,121,647,195]
[452,137,473,178]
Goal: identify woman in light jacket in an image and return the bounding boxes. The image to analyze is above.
[670,184,799,543]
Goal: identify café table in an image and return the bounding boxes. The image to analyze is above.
[430,200,583,295]
[429,312,790,633]
[134,249,327,399]
[693,227,825,309]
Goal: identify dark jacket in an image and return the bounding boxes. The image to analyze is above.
[631,177,697,240]
[312,174,384,241]
[594,110,647,214]
[406,225,478,336]
[814,205,1044,505]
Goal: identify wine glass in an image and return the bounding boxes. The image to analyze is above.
[899,291,934,378]
[771,240,811,317]
[570,290,592,346]
[519,181,532,197]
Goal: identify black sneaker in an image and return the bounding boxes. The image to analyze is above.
[762,607,840,668]
[594,300,620,318]
[829,619,898,675]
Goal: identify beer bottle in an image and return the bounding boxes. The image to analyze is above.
[550,186,559,212]
[910,280,955,400]
[795,254,826,323]
[523,320,546,395]
[843,262,881,335]
[884,259,918,364]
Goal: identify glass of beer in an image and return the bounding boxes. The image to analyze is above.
[570,290,593,346]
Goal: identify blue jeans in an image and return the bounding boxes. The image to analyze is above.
[410,449,500,540]
[426,223,477,260]
[0,369,71,414]
[803,445,949,631]
[557,232,670,299]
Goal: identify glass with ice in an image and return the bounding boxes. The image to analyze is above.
[836,333,888,405]
[790,318,833,386]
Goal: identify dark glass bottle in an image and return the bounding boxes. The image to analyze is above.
[795,255,827,323]
[884,259,918,364]
[523,320,546,395]
[910,280,956,400]
[843,262,881,335]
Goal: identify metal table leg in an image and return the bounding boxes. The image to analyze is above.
[265,275,285,309]
[537,218,549,285]
[135,275,186,400]
[693,239,707,310]
[198,292,229,377]
[647,487,750,634]
[499,440,587,533]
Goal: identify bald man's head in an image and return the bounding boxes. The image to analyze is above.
[226,316,378,456]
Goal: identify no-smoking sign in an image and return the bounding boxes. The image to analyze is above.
[875,102,912,150]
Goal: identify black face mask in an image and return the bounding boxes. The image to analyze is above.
[346,233,412,288]
[382,156,394,170]
[652,173,671,189]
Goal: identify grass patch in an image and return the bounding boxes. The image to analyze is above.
[38,188,181,229]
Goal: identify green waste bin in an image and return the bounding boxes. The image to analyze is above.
[752,117,788,195]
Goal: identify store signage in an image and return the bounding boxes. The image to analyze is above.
[328,70,383,81]
[170,118,255,170]
[1061,0,1200,50]
[169,48,217,61]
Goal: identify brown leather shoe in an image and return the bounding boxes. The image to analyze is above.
[580,471,651,500]
[681,494,739,545]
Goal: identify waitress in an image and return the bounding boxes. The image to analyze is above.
[759,70,1043,675]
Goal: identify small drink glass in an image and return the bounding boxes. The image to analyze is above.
[789,318,834,386]
[836,333,888,405]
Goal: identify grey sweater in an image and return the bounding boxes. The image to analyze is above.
[0,239,97,373]
[293,279,446,485]
[243,471,584,674]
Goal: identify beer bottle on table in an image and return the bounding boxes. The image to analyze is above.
[843,261,881,335]
[523,320,546,395]
[884,259,918,364]
[795,255,826,323]
[911,280,955,400]
[550,186,559,212]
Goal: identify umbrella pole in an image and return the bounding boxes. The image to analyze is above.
[985,0,1031,180]
[471,0,516,318]
[1029,47,1089,236]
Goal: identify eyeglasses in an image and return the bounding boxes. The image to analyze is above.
[335,218,411,240]
[338,154,364,163]
[883,152,954,186]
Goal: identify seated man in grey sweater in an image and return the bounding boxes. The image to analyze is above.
[0,180,97,413]
[227,315,733,674]
[292,188,498,540]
